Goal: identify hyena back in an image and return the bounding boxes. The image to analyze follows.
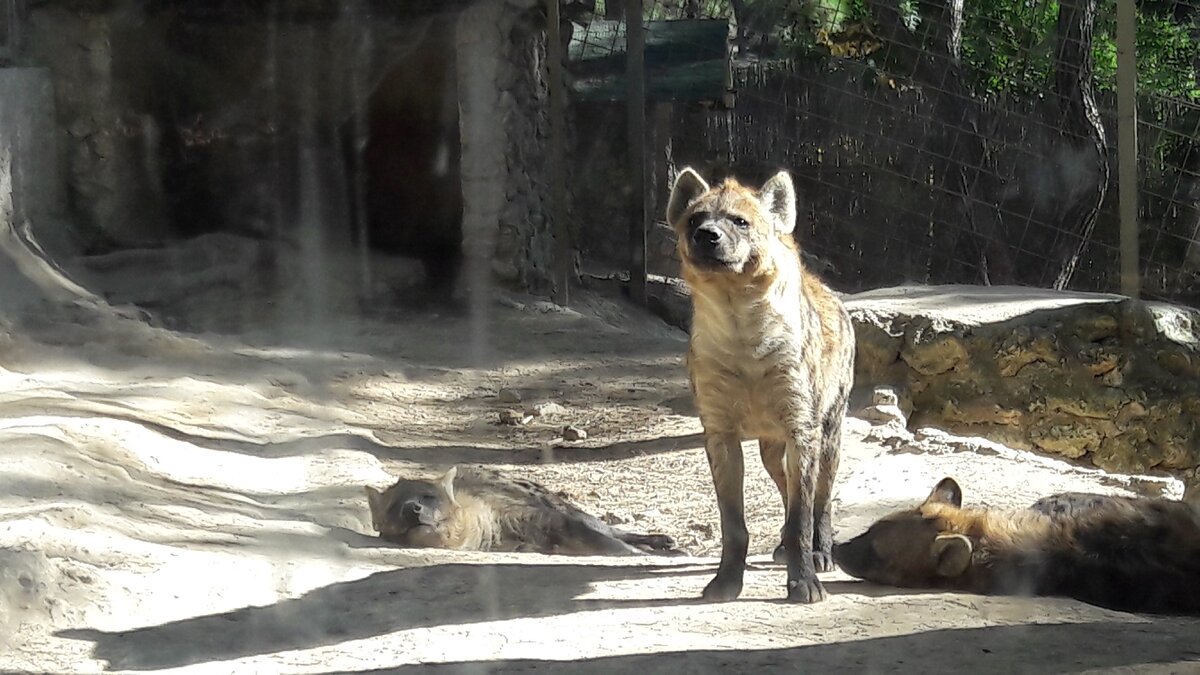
[364,465,678,556]
[666,167,855,603]
[833,477,1200,615]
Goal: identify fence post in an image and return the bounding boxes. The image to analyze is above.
[625,0,647,304]
[1116,0,1139,299]
[546,0,572,306]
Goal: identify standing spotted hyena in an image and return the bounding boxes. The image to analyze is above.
[666,167,856,603]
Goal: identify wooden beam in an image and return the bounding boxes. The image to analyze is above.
[1116,0,1139,299]
[625,0,647,304]
[546,0,572,305]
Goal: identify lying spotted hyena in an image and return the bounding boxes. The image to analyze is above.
[365,465,679,556]
[833,477,1200,615]
[667,167,855,603]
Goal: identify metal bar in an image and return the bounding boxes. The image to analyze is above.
[1116,0,1139,299]
[546,0,572,305]
[625,0,647,304]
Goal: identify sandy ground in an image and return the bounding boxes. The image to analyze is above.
[3,236,1199,674]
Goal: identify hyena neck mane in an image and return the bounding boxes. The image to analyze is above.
[442,492,503,551]
[688,248,812,352]
[930,502,1200,613]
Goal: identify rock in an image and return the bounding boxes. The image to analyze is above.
[843,287,1200,483]
[530,401,568,417]
[900,329,968,376]
[1091,428,1161,474]
[497,409,532,426]
[872,386,899,407]
[562,425,587,441]
[857,402,907,428]
[496,388,522,404]
[1028,417,1102,459]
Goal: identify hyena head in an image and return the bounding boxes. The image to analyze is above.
[364,466,459,547]
[832,477,975,588]
[665,167,798,279]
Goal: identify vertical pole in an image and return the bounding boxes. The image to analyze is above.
[546,0,572,306]
[1116,0,1139,298]
[625,0,647,304]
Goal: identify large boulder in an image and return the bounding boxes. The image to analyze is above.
[848,285,1200,476]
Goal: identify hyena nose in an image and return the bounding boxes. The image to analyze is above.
[692,224,724,248]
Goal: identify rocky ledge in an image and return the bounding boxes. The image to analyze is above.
[851,285,1200,477]
[643,279,1200,480]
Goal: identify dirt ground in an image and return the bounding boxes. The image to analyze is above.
[2,237,1199,673]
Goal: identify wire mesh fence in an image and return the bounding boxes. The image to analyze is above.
[567,0,1200,308]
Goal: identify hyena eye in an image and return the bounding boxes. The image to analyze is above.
[688,212,708,228]
[729,215,750,229]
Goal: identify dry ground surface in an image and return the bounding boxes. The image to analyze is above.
[2,238,1199,674]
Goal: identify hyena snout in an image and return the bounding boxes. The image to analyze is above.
[691,223,726,251]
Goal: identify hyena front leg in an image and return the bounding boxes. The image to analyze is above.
[782,430,825,603]
[702,431,748,602]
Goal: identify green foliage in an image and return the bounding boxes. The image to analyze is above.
[659,0,1198,102]
[1093,2,1200,100]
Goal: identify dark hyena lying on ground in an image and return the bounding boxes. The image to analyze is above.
[365,465,679,556]
[667,167,856,603]
[833,477,1200,615]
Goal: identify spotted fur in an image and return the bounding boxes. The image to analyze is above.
[364,465,678,556]
[666,167,855,603]
[833,478,1200,615]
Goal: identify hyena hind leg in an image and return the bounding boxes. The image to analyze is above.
[759,438,793,566]
[762,436,833,571]
[810,408,845,573]
[614,530,680,554]
[555,518,646,556]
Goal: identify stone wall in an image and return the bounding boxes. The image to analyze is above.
[850,286,1200,479]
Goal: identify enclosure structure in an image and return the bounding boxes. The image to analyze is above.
[1,0,565,304]
[564,0,1200,310]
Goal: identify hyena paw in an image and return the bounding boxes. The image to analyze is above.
[786,575,828,604]
[702,574,743,602]
[639,534,676,551]
[812,550,835,573]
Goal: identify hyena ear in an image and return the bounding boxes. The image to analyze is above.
[923,477,963,508]
[364,486,384,520]
[438,466,459,506]
[931,534,973,577]
[666,167,710,226]
[759,170,797,236]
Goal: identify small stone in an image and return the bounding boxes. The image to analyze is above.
[857,403,908,428]
[871,386,899,407]
[497,388,522,404]
[498,409,532,426]
[530,401,568,417]
[562,425,587,441]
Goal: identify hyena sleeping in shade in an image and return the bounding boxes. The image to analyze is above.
[833,477,1200,615]
[666,167,856,603]
[365,465,679,556]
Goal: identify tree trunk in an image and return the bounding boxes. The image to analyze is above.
[1049,0,1109,290]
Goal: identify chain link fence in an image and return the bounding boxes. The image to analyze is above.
[568,0,1200,307]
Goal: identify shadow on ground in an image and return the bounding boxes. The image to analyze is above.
[322,619,1200,674]
[57,561,714,671]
